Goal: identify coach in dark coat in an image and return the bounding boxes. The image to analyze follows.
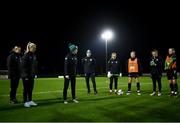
[7,46,21,104]
[21,42,38,108]
[82,50,98,95]
[150,49,163,96]
[63,43,79,104]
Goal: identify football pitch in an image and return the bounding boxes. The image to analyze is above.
[0,77,180,122]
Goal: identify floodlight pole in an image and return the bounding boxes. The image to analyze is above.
[101,30,113,74]
[105,39,108,74]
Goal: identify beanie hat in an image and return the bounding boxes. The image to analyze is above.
[68,43,78,52]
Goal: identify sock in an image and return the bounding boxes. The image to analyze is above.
[174,83,178,92]
[128,83,131,91]
[137,82,140,91]
[170,83,174,92]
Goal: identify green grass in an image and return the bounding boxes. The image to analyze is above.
[0,77,180,122]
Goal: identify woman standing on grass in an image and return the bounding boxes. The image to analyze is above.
[165,48,178,97]
[149,49,163,96]
[107,52,121,94]
[7,46,22,104]
[63,43,79,104]
[21,42,38,108]
[82,50,98,95]
[126,51,142,95]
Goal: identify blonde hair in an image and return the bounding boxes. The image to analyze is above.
[12,46,21,52]
[12,46,18,51]
[25,42,36,53]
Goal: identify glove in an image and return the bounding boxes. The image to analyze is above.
[150,61,156,66]
[65,75,69,79]
[119,73,122,77]
[107,71,112,78]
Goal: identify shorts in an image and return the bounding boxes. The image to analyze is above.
[128,73,139,78]
[167,70,177,80]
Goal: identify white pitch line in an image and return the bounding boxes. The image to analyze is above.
[0,87,107,97]
[0,83,152,97]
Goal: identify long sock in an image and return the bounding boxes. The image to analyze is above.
[128,83,131,91]
[174,83,178,92]
[137,82,140,91]
[170,83,174,92]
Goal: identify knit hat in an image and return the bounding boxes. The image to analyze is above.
[68,43,78,52]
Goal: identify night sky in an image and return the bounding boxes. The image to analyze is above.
[0,1,179,75]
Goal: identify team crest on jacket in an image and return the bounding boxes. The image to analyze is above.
[90,59,92,61]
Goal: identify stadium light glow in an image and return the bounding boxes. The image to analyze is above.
[101,30,113,41]
[101,29,114,73]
